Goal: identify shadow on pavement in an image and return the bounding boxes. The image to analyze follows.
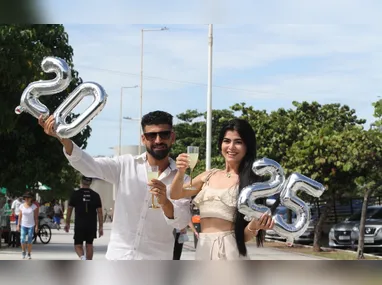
[31,242,108,253]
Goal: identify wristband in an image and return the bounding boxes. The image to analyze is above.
[247,225,259,236]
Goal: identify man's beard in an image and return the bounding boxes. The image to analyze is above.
[146,144,172,160]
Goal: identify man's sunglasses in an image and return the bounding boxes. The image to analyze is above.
[143,131,172,140]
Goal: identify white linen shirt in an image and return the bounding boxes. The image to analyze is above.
[63,142,191,260]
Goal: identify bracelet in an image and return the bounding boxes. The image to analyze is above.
[247,225,259,236]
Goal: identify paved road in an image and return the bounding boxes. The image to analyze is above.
[0,223,325,260]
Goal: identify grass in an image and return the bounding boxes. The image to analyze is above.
[263,241,382,260]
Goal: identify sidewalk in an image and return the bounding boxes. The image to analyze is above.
[0,224,325,260]
[181,232,326,260]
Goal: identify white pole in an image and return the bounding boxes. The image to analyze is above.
[206,24,213,170]
[119,87,123,156]
[139,29,144,155]
[138,27,168,155]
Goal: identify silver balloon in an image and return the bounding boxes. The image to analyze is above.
[272,173,326,240]
[238,158,285,220]
[53,82,108,138]
[15,57,72,119]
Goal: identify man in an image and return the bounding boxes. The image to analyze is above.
[11,197,23,226]
[53,201,63,230]
[39,110,191,260]
[65,176,103,260]
[11,197,23,247]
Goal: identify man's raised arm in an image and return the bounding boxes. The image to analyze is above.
[39,115,122,185]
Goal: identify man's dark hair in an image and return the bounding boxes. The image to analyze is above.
[141,110,173,131]
[81,175,92,186]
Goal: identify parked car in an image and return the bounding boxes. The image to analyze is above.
[350,206,382,251]
[328,205,382,249]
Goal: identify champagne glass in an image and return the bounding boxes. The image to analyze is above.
[184,146,199,190]
[147,165,160,209]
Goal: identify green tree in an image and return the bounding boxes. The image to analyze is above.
[355,176,382,260]
[232,101,365,163]
[0,24,91,198]
[285,126,382,252]
[355,100,382,259]
[372,99,382,126]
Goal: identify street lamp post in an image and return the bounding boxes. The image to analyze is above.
[140,26,169,154]
[119,85,138,156]
[124,116,141,152]
[206,24,213,170]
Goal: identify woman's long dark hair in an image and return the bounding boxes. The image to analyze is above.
[218,118,270,257]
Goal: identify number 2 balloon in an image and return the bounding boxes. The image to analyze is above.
[15,56,108,139]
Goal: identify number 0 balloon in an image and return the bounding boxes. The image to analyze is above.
[15,56,108,139]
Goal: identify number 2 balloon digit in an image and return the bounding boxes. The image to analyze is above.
[15,56,108,138]
[237,158,285,220]
[15,57,72,119]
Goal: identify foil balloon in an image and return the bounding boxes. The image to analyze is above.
[15,57,72,119]
[237,157,327,241]
[272,173,326,240]
[237,158,285,221]
[53,82,108,138]
[15,56,108,139]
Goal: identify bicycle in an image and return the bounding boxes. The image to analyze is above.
[34,223,52,244]
[32,214,52,244]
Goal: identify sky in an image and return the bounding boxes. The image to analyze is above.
[37,1,382,157]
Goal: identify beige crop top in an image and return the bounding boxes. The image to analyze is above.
[193,169,238,223]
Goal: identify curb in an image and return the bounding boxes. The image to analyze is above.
[260,239,330,260]
[264,238,382,260]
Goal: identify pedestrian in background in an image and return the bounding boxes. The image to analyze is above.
[17,192,38,259]
[65,176,103,260]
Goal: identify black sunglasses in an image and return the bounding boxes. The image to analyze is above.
[143,131,172,140]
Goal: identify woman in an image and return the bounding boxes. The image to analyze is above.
[17,192,38,259]
[170,118,274,260]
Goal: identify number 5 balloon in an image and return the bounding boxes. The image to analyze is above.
[272,173,326,240]
[15,56,108,139]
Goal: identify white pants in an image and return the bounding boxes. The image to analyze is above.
[195,231,250,260]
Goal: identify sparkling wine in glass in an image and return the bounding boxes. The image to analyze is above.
[147,165,160,209]
[184,146,199,190]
